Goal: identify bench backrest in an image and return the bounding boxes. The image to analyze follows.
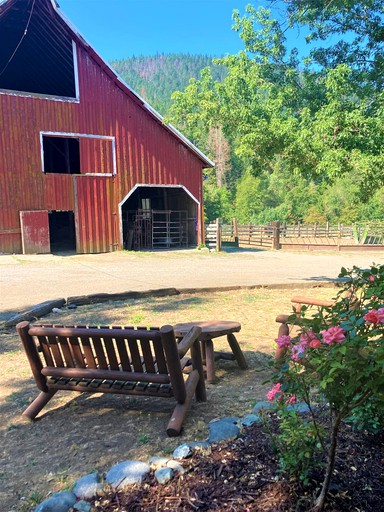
[19,323,187,401]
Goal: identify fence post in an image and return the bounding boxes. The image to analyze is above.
[272,221,280,250]
[232,217,239,246]
[216,218,222,252]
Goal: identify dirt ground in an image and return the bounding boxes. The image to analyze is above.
[0,284,338,511]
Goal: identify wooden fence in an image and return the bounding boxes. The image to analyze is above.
[206,220,384,251]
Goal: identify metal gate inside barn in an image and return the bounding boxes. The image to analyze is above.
[120,186,198,250]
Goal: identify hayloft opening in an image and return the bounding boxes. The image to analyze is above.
[43,136,80,174]
[0,0,77,98]
[49,211,76,252]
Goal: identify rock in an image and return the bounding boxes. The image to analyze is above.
[5,298,66,327]
[240,414,260,427]
[166,460,185,474]
[155,467,174,485]
[188,441,211,455]
[148,456,169,470]
[52,308,63,313]
[67,304,77,309]
[286,402,311,414]
[72,472,102,500]
[210,416,240,425]
[253,401,274,414]
[173,444,192,459]
[34,491,77,512]
[73,501,92,512]
[208,418,240,443]
[105,460,150,489]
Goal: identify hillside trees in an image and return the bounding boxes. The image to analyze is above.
[166,2,384,223]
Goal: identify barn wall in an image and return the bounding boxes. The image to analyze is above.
[0,38,204,253]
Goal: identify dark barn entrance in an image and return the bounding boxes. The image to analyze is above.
[121,186,198,250]
[49,211,76,252]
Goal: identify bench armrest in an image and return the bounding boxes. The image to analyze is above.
[177,326,202,358]
[291,295,335,308]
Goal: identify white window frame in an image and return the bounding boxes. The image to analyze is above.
[40,131,117,176]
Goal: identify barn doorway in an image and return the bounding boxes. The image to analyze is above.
[49,211,76,253]
[120,186,199,251]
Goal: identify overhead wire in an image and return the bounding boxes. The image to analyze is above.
[0,0,36,77]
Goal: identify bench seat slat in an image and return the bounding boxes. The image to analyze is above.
[41,366,171,384]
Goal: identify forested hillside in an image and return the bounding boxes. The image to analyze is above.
[110,54,226,114]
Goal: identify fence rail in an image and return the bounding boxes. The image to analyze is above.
[206,220,384,251]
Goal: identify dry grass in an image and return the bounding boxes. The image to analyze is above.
[0,284,337,511]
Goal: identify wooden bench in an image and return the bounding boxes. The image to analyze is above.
[17,322,206,436]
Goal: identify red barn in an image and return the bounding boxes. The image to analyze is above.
[0,0,213,254]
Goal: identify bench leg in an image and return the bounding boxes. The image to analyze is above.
[22,390,57,420]
[227,333,248,369]
[167,370,200,437]
[190,340,206,403]
[204,339,216,383]
[275,321,289,361]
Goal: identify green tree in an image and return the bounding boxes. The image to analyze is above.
[167,3,384,223]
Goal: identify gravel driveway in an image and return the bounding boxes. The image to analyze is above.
[0,248,382,322]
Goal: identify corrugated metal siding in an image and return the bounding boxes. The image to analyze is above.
[0,23,204,254]
[75,176,115,253]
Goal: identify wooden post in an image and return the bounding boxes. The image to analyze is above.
[272,221,280,250]
[232,217,238,246]
[216,217,222,252]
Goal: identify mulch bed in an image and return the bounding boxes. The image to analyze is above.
[90,417,384,511]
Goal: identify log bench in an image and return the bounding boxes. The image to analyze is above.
[17,322,206,436]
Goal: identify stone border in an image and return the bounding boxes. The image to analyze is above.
[33,401,311,511]
[4,281,337,327]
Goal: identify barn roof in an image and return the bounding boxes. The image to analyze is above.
[0,0,214,168]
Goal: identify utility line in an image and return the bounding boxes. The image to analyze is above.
[0,0,36,78]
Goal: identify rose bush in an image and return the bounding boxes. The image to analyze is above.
[268,263,384,511]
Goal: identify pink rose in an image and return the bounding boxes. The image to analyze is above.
[291,344,306,361]
[369,275,375,282]
[322,325,345,345]
[377,308,384,324]
[364,310,379,324]
[309,339,322,349]
[267,383,282,401]
[300,330,319,347]
[286,395,296,405]
[275,335,292,348]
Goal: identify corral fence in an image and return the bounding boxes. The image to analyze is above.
[205,219,384,252]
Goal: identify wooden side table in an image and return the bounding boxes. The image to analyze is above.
[173,320,248,383]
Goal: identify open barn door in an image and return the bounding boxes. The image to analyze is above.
[120,185,200,251]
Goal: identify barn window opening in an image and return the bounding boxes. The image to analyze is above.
[43,136,80,174]
[49,211,76,252]
[0,0,77,98]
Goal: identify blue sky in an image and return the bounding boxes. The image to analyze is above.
[58,1,263,60]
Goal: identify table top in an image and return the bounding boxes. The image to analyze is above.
[173,320,241,339]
